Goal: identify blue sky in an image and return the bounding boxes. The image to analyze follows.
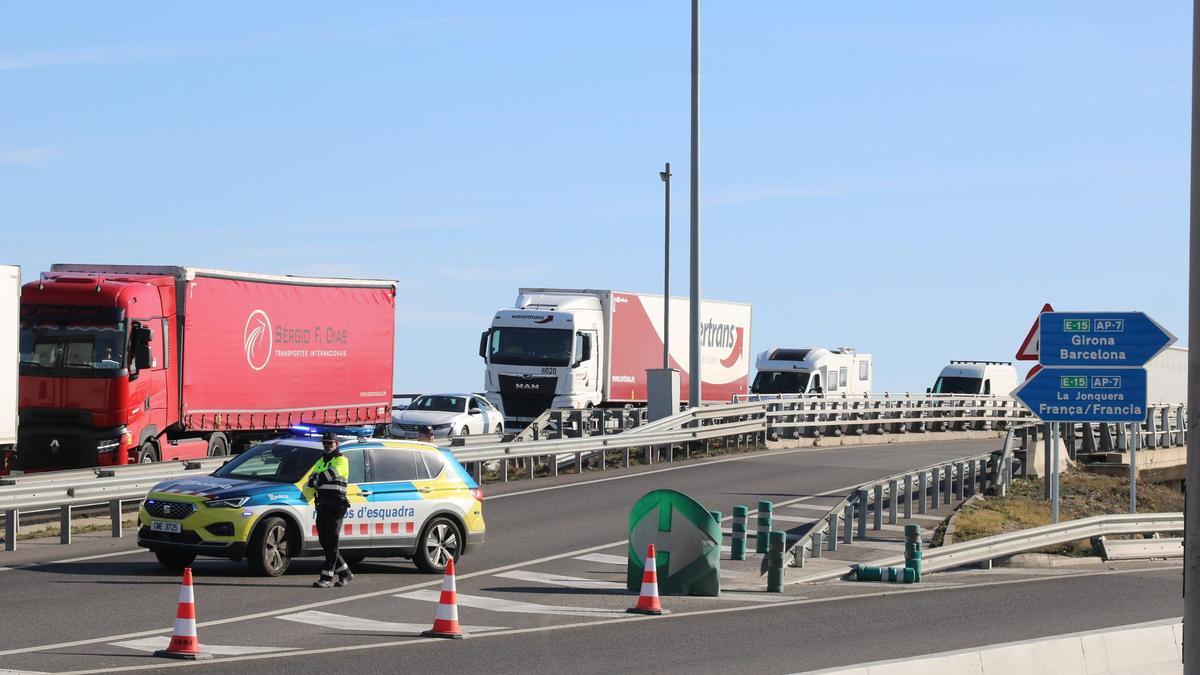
[1,2,1190,393]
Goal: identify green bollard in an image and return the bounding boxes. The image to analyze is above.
[904,524,922,539]
[731,505,748,561]
[855,565,883,582]
[756,501,773,554]
[766,531,785,592]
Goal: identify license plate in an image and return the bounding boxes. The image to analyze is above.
[151,521,182,534]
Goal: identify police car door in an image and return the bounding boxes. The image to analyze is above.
[363,447,428,550]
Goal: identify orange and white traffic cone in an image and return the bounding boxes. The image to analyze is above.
[627,544,669,615]
[421,557,465,639]
[154,568,213,660]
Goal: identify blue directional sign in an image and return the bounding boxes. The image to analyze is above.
[1011,367,1147,423]
[1039,311,1176,367]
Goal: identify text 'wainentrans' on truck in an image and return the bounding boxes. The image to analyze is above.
[1,265,18,473]
[929,360,1019,396]
[10,265,396,474]
[479,288,752,426]
[749,347,873,397]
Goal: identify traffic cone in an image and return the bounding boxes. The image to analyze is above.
[421,558,465,639]
[154,568,212,660]
[627,544,669,615]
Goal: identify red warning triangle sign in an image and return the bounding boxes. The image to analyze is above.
[1016,303,1053,362]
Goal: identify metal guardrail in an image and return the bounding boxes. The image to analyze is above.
[0,394,1029,552]
[1,458,228,551]
[786,430,1022,569]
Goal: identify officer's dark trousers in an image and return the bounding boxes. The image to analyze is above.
[315,503,348,578]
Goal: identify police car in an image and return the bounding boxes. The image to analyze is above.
[137,426,485,576]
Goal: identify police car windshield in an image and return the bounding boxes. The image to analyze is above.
[212,443,324,483]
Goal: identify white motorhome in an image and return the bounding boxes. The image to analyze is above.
[1,265,17,466]
[750,347,872,396]
[930,360,1019,396]
[480,288,752,425]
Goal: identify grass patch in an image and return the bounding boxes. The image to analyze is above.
[16,518,139,541]
[949,471,1184,556]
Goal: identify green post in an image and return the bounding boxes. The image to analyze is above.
[766,530,785,592]
[731,505,748,561]
[756,500,773,554]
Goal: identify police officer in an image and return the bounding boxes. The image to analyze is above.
[307,432,353,588]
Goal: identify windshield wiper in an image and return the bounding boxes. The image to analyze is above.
[20,360,48,372]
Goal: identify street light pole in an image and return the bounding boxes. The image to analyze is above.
[1184,0,1200,666]
[660,162,672,370]
[688,0,702,408]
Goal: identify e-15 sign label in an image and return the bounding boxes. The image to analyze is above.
[1059,375,1122,389]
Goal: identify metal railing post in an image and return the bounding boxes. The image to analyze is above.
[943,464,953,504]
[842,504,854,544]
[931,467,941,509]
[919,470,928,514]
[829,512,840,550]
[5,509,17,551]
[110,499,123,538]
[873,484,883,531]
[888,479,899,524]
[904,474,913,520]
[811,529,823,558]
[59,504,72,545]
[857,489,868,539]
[955,462,966,501]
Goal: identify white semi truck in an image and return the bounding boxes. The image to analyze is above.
[1,265,18,470]
[750,347,873,396]
[480,288,752,425]
[1146,346,1187,404]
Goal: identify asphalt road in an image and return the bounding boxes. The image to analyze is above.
[0,438,1183,674]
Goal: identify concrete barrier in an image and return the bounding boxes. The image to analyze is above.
[799,618,1182,674]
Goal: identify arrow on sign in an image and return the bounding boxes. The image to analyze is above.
[631,504,719,576]
[1039,312,1177,367]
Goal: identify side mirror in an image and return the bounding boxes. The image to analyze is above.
[132,323,153,371]
[468,408,482,415]
[478,330,490,360]
[926,387,932,394]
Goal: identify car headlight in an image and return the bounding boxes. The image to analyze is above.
[205,496,250,509]
[431,423,454,431]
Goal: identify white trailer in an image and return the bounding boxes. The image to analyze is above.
[480,288,752,424]
[931,360,1019,396]
[750,347,872,396]
[1146,346,1187,404]
[1,265,18,460]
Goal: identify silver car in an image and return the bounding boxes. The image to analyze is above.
[390,393,505,438]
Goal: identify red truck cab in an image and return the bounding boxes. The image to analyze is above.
[16,272,193,470]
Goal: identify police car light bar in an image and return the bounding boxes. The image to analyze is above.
[289,424,376,439]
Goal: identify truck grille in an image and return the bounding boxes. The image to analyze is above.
[144,500,196,520]
[14,433,98,471]
[498,375,558,420]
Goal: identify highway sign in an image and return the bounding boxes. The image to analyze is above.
[1011,367,1147,422]
[1039,311,1176,367]
[627,489,720,597]
[1015,303,1054,361]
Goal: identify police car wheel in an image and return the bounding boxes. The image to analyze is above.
[248,516,293,577]
[414,517,462,573]
[155,550,196,571]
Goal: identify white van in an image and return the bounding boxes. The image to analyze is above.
[751,347,872,396]
[930,361,1018,397]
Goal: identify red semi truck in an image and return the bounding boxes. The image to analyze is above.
[9,265,395,473]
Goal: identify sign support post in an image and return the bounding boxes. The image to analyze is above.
[1129,424,1138,514]
[1051,428,1059,524]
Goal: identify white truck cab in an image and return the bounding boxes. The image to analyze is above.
[750,347,872,396]
[930,360,1018,396]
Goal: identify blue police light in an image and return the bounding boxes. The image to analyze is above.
[288,424,376,439]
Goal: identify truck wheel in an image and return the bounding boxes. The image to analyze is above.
[414,516,462,573]
[155,550,197,571]
[136,442,158,464]
[248,516,293,577]
[207,433,230,457]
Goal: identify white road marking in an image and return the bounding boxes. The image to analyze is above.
[770,514,815,524]
[397,589,628,618]
[718,592,793,603]
[55,564,1180,674]
[110,637,296,655]
[784,503,840,512]
[494,570,626,590]
[574,553,626,565]
[0,549,145,574]
[277,610,505,634]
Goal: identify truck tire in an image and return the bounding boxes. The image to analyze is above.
[207,433,230,457]
[136,442,158,464]
[155,549,196,571]
[248,516,293,577]
[414,516,462,573]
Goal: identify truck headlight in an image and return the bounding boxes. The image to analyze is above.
[205,496,250,509]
